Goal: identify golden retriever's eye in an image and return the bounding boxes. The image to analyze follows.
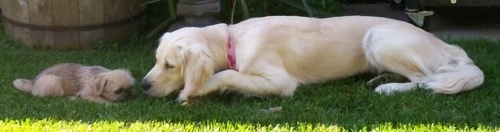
[165,61,174,69]
[114,88,124,94]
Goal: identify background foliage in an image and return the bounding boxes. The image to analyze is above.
[142,0,342,38]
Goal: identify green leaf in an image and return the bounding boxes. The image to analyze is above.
[168,0,176,19]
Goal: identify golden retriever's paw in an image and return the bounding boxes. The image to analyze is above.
[176,97,191,106]
[375,82,417,95]
[374,84,398,95]
[177,97,204,106]
[180,101,191,107]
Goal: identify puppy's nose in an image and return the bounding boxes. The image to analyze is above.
[140,79,151,90]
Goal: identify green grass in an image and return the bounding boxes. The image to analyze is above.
[1,28,500,131]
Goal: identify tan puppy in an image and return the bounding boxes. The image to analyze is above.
[13,63,136,103]
[140,16,484,104]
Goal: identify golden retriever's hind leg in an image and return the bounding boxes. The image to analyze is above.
[30,75,65,97]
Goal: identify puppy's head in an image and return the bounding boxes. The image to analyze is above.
[94,69,136,102]
[140,26,220,97]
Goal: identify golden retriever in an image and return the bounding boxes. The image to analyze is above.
[13,63,136,104]
[140,16,484,104]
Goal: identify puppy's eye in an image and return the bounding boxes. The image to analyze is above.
[165,61,174,69]
[114,88,124,94]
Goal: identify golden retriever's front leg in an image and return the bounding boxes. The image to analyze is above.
[187,69,298,100]
[177,83,202,105]
[176,71,231,105]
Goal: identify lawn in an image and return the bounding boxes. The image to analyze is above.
[1,26,499,131]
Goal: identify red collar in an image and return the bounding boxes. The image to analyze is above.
[227,37,237,71]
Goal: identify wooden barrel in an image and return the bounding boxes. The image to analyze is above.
[1,0,146,50]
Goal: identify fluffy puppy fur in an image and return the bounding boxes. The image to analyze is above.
[13,63,136,103]
[140,16,484,104]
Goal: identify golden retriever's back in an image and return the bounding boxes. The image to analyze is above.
[228,16,401,83]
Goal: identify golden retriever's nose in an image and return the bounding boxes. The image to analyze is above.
[140,79,151,90]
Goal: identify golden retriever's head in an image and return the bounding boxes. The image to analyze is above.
[94,69,136,102]
[141,27,218,97]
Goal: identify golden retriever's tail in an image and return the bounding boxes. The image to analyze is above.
[425,61,484,94]
[13,79,34,93]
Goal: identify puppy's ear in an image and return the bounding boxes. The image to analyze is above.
[179,45,214,92]
[93,74,108,95]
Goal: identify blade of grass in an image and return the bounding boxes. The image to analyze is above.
[301,0,314,17]
[240,0,250,20]
[231,0,237,24]
[146,17,173,38]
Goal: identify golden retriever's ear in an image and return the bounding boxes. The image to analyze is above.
[93,75,108,95]
[179,46,214,90]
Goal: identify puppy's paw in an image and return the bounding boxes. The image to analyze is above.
[68,96,78,100]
